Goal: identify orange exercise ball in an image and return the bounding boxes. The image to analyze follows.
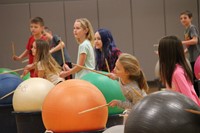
[42,79,108,133]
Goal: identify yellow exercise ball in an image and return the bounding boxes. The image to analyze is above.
[13,78,54,112]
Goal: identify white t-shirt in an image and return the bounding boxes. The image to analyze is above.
[75,39,95,79]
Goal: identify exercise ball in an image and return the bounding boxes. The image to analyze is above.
[13,78,54,112]
[22,72,30,81]
[42,79,108,132]
[154,60,159,79]
[81,72,125,115]
[0,74,22,104]
[103,125,124,133]
[194,55,200,79]
[0,68,20,77]
[124,90,200,133]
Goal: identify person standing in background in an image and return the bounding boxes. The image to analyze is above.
[13,16,46,77]
[180,10,200,96]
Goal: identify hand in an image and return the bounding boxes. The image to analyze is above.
[154,50,158,55]
[108,100,119,107]
[63,64,71,71]
[107,73,118,80]
[60,71,70,78]
[12,55,21,61]
[24,63,35,71]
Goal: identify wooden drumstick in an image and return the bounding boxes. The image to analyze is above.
[78,104,109,114]
[131,87,143,98]
[185,109,200,115]
[22,59,29,63]
[12,42,16,56]
[153,44,159,47]
[72,63,108,76]
[60,42,65,65]
[105,58,110,73]
[0,68,24,75]
[0,90,15,100]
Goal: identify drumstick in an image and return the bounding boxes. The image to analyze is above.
[105,58,110,73]
[22,59,29,63]
[78,104,109,114]
[60,42,65,65]
[72,63,108,76]
[0,68,24,75]
[131,87,143,98]
[185,109,200,115]
[153,44,159,47]
[0,90,15,100]
[12,42,16,56]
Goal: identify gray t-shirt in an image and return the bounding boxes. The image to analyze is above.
[184,24,200,62]
[116,79,147,109]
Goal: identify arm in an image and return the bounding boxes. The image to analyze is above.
[13,49,29,61]
[107,73,118,80]
[60,53,86,78]
[49,41,65,54]
[182,36,198,46]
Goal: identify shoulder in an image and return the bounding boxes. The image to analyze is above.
[112,47,122,55]
[173,64,185,79]
[80,40,92,48]
[189,25,198,32]
[173,64,184,74]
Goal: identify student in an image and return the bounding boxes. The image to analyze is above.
[13,17,46,77]
[107,53,148,110]
[32,39,64,85]
[180,10,200,96]
[60,18,95,79]
[94,28,122,72]
[158,35,200,106]
[43,27,72,79]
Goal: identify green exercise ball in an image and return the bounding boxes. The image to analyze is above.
[22,72,30,81]
[81,72,126,115]
[0,68,20,77]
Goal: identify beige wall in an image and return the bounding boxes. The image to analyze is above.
[0,0,199,81]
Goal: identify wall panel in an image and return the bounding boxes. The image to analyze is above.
[30,1,66,43]
[98,0,133,54]
[132,0,165,80]
[0,3,30,69]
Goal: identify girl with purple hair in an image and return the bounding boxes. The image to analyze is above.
[94,28,122,72]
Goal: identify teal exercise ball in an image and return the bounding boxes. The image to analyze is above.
[81,72,126,115]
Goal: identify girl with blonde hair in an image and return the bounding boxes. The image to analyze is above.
[60,18,95,79]
[108,53,148,109]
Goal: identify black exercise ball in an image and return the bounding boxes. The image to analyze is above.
[124,90,200,133]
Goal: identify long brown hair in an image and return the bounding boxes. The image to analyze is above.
[118,53,149,92]
[158,35,193,87]
[34,39,61,75]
